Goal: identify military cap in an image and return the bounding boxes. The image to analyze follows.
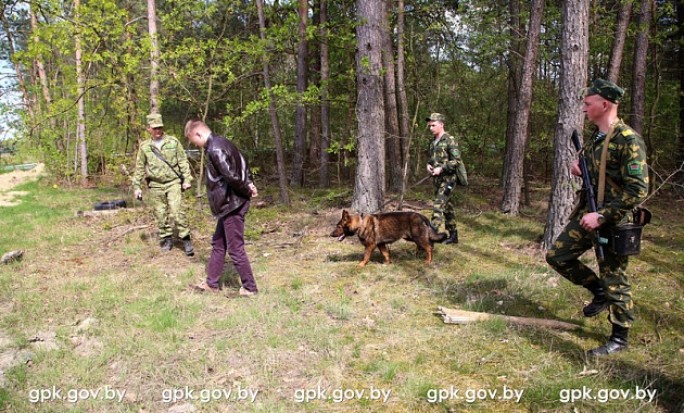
[146,113,164,128]
[583,79,625,104]
[425,113,445,123]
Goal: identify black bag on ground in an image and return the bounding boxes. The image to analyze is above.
[93,199,127,211]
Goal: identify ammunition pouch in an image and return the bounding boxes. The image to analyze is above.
[608,224,643,256]
[606,207,652,256]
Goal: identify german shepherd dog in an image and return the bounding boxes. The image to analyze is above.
[331,210,448,267]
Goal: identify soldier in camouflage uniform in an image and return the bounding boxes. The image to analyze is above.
[133,114,195,255]
[426,113,465,245]
[546,79,649,357]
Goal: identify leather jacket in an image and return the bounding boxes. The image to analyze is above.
[205,134,253,218]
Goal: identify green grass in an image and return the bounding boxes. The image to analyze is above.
[0,179,682,412]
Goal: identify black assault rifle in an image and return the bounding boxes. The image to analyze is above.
[571,130,604,262]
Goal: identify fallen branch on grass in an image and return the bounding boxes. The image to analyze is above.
[108,224,150,245]
[435,306,580,331]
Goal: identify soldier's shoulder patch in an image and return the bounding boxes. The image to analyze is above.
[627,161,643,176]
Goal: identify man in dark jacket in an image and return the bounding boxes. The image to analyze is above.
[184,120,259,297]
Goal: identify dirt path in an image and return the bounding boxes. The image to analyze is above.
[0,163,45,207]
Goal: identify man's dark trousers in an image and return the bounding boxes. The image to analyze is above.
[206,200,257,292]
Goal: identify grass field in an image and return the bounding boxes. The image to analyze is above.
[0,177,682,413]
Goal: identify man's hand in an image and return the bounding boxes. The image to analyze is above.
[571,159,582,177]
[426,164,434,174]
[431,166,443,176]
[181,182,192,191]
[580,212,603,231]
[249,183,258,198]
[134,189,142,200]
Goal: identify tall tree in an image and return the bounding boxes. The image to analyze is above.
[29,5,51,114]
[147,0,160,114]
[630,0,653,135]
[74,0,88,183]
[352,0,385,213]
[607,0,632,83]
[291,0,308,187]
[381,0,402,193]
[396,0,410,172]
[501,0,545,215]
[678,0,684,176]
[543,0,589,249]
[256,0,290,205]
[319,0,331,187]
[502,0,523,188]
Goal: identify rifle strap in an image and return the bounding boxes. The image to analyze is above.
[150,145,183,181]
[597,121,619,206]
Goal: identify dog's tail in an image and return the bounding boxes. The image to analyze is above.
[420,214,448,242]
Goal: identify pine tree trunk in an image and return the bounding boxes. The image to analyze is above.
[502,0,522,187]
[256,0,290,205]
[381,0,402,193]
[352,0,385,213]
[630,0,652,135]
[147,0,160,114]
[396,0,410,177]
[678,0,684,178]
[29,7,52,112]
[124,6,141,154]
[607,0,632,83]
[319,0,331,188]
[75,0,88,184]
[542,0,589,249]
[396,0,412,206]
[501,0,545,216]
[309,3,321,172]
[291,0,308,187]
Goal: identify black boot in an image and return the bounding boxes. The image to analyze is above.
[160,236,172,252]
[182,235,194,257]
[588,324,629,357]
[443,229,458,245]
[583,280,608,317]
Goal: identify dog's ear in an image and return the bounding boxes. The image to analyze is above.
[342,209,349,218]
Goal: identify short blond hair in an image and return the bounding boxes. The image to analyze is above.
[184,119,208,137]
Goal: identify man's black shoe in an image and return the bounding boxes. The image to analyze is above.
[182,237,194,256]
[583,295,608,317]
[160,237,172,252]
[587,337,628,357]
[443,230,458,245]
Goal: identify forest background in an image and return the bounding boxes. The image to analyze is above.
[1,0,683,217]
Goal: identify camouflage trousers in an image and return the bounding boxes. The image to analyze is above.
[546,215,634,328]
[431,176,457,232]
[148,180,190,239]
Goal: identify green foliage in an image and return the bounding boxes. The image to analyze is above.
[3,0,682,187]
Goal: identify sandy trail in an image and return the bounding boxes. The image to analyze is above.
[0,163,44,207]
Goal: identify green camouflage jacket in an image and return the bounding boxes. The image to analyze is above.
[428,133,463,175]
[584,120,649,224]
[132,135,193,190]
